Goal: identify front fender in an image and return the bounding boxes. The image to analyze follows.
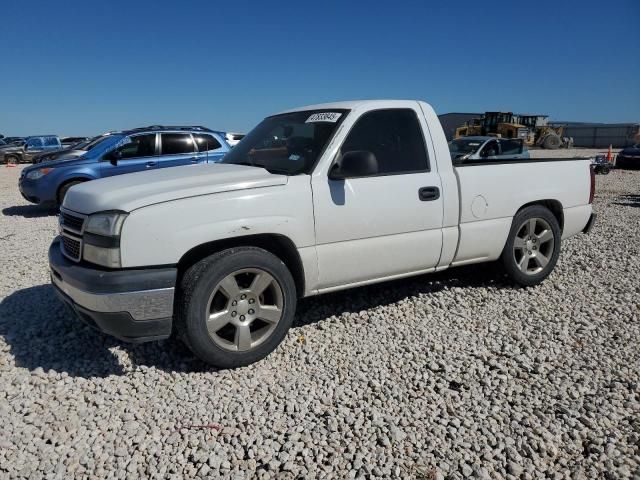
[119,177,315,268]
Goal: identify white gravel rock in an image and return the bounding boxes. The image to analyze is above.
[0,164,639,479]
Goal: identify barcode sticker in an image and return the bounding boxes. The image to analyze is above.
[306,112,342,123]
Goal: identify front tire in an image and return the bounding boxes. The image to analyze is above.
[501,205,561,287]
[57,180,83,206]
[176,247,297,368]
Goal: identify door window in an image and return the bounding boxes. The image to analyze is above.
[114,134,156,159]
[26,137,43,148]
[43,136,59,146]
[480,140,499,157]
[193,133,222,152]
[499,139,523,155]
[340,109,429,175]
[161,133,196,155]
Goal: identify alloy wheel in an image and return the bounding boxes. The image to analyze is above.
[205,268,284,352]
[512,217,555,275]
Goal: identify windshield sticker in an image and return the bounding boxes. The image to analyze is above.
[289,154,302,161]
[306,112,342,123]
[115,136,132,148]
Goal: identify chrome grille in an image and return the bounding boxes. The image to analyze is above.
[61,235,81,261]
[60,211,85,233]
[59,208,86,262]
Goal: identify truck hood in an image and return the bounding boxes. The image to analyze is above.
[63,163,289,214]
[0,144,22,153]
[620,146,640,156]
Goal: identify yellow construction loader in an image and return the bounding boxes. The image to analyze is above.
[455,112,572,149]
[454,112,529,141]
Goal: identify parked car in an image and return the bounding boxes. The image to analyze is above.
[48,100,595,368]
[20,126,232,206]
[32,134,111,164]
[2,135,62,164]
[616,144,640,169]
[1,136,25,145]
[60,136,90,149]
[448,136,529,163]
[0,137,26,160]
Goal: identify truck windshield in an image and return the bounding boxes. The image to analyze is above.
[449,139,484,154]
[221,109,349,175]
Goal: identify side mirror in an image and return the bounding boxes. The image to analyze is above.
[329,151,378,180]
[107,149,122,165]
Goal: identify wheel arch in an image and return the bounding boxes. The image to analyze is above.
[516,199,564,232]
[177,234,306,298]
[56,177,92,204]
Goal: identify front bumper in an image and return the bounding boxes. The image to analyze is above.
[49,238,177,343]
[18,177,43,204]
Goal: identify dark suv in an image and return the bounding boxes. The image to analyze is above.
[2,135,62,164]
[19,126,233,206]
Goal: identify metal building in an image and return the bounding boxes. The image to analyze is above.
[549,122,639,148]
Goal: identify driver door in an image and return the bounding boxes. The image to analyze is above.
[23,137,45,162]
[100,133,159,177]
[311,108,444,290]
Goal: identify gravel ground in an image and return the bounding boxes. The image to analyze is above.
[1,162,639,479]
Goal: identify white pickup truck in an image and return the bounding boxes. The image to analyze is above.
[49,100,596,368]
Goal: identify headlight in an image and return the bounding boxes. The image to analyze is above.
[26,167,53,180]
[83,244,122,268]
[84,212,127,236]
[82,212,128,268]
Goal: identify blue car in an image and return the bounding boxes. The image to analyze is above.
[19,126,233,206]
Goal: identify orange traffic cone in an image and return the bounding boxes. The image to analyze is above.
[606,144,613,163]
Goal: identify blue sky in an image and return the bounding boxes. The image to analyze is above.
[0,0,638,136]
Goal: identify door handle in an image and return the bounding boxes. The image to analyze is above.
[146,161,156,168]
[418,186,440,201]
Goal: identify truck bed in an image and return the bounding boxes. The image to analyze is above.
[450,157,592,266]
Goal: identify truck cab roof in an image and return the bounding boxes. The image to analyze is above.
[277,99,426,115]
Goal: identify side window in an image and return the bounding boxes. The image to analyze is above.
[161,133,196,155]
[26,137,43,148]
[480,140,499,157]
[499,139,523,155]
[116,134,156,159]
[340,109,428,175]
[44,136,59,146]
[193,133,222,152]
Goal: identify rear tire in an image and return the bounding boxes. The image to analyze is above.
[5,155,19,165]
[501,205,561,287]
[176,247,297,368]
[57,180,83,206]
